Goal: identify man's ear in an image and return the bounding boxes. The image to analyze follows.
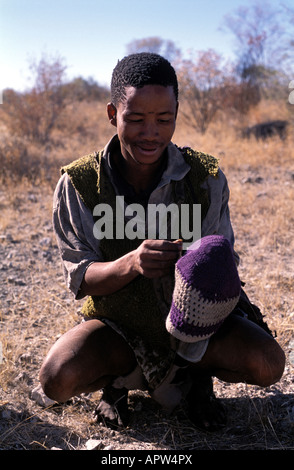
[107,102,117,127]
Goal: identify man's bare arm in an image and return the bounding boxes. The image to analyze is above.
[81,239,182,296]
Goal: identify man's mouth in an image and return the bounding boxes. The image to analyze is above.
[136,142,161,155]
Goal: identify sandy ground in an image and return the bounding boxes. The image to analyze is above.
[0,158,293,452]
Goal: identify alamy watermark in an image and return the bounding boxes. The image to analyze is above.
[289,80,294,104]
[0,341,3,364]
[92,196,201,249]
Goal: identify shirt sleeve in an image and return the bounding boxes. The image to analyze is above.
[53,173,104,299]
[201,169,240,265]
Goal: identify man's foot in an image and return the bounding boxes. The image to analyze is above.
[92,386,130,429]
[185,374,227,432]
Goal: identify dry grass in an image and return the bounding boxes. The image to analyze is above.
[0,97,293,450]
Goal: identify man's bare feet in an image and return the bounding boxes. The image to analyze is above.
[185,374,227,432]
[92,386,130,429]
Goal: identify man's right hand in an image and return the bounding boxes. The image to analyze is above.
[81,239,182,296]
[132,239,182,278]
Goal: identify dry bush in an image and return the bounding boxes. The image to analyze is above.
[0,136,62,186]
[0,99,113,186]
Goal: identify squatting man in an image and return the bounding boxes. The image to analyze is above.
[39,53,285,432]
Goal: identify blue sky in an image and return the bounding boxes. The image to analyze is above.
[0,0,290,91]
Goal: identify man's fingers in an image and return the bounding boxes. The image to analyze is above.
[142,239,182,253]
[140,249,179,261]
[134,239,183,278]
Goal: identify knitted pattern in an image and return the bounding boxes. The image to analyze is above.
[181,147,218,179]
[166,235,241,343]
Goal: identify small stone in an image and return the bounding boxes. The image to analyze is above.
[241,177,253,184]
[18,353,32,363]
[28,194,38,203]
[4,234,14,243]
[40,237,51,246]
[15,371,30,383]
[289,350,294,367]
[31,384,56,407]
[7,276,26,286]
[85,439,104,450]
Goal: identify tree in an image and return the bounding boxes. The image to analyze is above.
[281,4,294,74]
[3,54,67,144]
[177,49,231,134]
[60,76,109,102]
[221,1,290,92]
[126,37,181,63]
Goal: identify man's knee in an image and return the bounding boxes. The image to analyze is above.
[39,357,77,403]
[247,337,285,387]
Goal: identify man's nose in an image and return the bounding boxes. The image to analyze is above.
[140,120,159,139]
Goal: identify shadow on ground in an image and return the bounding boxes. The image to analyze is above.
[1,391,293,450]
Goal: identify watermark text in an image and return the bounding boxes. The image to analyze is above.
[93,196,201,249]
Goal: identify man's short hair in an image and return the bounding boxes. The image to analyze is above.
[111,52,178,105]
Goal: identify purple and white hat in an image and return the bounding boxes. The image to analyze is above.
[166,235,241,343]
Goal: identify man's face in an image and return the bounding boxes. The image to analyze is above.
[108,85,178,167]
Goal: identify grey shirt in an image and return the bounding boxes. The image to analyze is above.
[53,135,238,304]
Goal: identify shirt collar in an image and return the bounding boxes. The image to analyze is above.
[102,134,190,188]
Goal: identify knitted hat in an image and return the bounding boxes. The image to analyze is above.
[166,235,241,343]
